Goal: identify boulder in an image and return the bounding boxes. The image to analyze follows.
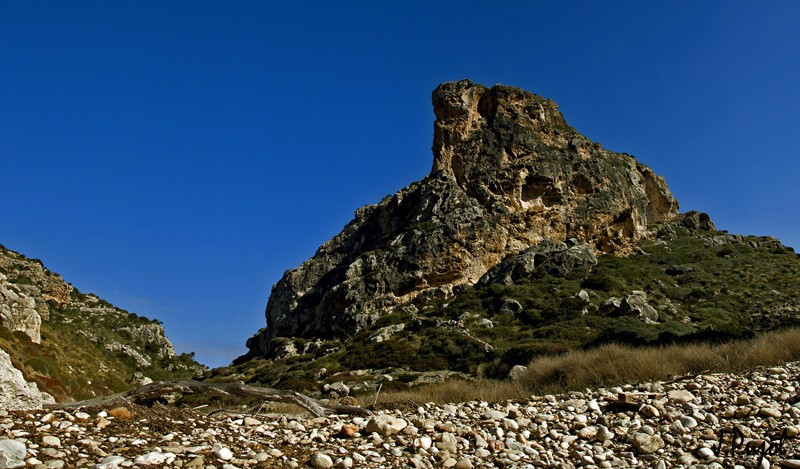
[479,239,598,285]
[0,439,26,468]
[508,365,528,381]
[601,291,659,323]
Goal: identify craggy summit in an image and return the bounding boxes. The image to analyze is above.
[244,80,679,359]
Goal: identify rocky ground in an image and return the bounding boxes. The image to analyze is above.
[2,363,800,468]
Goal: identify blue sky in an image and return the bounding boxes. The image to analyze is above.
[2,2,798,368]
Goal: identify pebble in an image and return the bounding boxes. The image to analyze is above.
[0,361,797,468]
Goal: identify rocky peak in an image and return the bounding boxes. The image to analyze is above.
[244,80,680,359]
[432,79,568,182]
[431,79,677,251]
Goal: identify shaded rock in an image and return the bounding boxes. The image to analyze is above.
[681,210,715,231]
[665,265,694,276]
[478,239,598,285]
[499,299,523,316]
[601,291,659,323]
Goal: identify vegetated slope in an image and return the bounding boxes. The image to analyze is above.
[215,80,799,394]
[213,214,799,391]
[0,244,204,402]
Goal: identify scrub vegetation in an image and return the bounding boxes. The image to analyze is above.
[213,220,800,398]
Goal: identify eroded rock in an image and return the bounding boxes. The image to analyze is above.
[245,80,678,358]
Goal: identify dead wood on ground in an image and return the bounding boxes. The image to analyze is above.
[45,380,372,418]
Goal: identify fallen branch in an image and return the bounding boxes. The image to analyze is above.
[663,369,710,385]
[45,380,372,418]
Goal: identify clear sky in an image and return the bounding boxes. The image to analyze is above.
[2,2,798,368]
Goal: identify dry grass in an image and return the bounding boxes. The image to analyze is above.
[371,327,800,406]
[367,379,530,408]
[520,327,800,394]
[108,406,133,420]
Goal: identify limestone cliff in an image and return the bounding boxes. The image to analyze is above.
[245,80,679,358]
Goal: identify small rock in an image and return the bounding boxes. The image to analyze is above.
[338,424,359,438]
[365,414,408,436]
[435,432,458,453]
[697,447,715,459]
[508,365,528,381]
[632,432,664,454]
[310,453,334,468]
[99,456,126,466]
[134,452,176,465]
[679,415,698,429]
[213,446,234,461]
[759,407,782,418]
[185,455,204,467]
[596,426,614,442]
[328,381,350,396]
[41,436,61,447]
[640,405,659,418]
[667,389,695,404]
[414,436,433,451]
[483,409,506,420]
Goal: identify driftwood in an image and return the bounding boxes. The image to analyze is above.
[45,380,372,418]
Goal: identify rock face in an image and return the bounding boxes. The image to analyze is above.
[0,249,72,344]
[0,348,53,410]
[246,80,678,358]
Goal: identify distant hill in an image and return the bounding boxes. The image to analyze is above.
[0,243,204,404]
[216,80,800,393]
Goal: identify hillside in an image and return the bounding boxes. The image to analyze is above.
[219,80,800,394]
[0,243,204,404]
